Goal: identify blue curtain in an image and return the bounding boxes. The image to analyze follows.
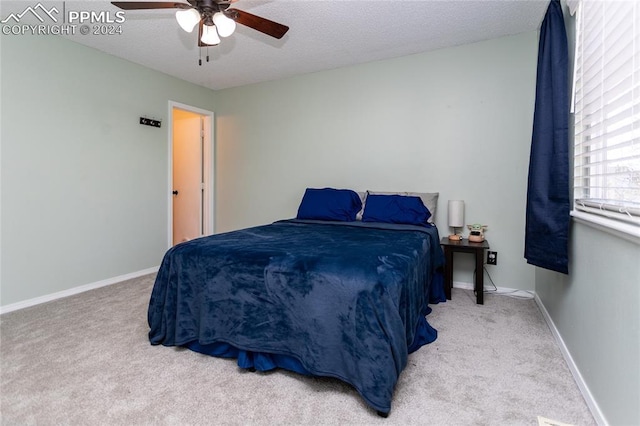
[525,0,570,274]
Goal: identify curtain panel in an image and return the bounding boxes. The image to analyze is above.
[524,0,570,274]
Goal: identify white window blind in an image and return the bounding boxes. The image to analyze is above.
[572,0,640,230]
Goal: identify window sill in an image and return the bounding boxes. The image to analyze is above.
[570,210,640,245]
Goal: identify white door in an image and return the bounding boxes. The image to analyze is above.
[172,108,203,245]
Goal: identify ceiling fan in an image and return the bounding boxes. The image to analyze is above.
[110,1,289,52]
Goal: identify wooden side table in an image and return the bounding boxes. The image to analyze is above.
[440,237,490,304]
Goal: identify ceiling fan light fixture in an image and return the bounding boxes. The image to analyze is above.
[176,8,201,33]
[201,24,221,45]
[212,12,236,37]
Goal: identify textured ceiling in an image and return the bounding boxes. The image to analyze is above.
[3,0,549,90]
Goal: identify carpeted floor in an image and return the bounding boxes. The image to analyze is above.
[0,274,595,425]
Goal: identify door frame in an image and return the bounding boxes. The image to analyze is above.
[167,101,215,248]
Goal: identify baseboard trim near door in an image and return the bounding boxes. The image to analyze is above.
[534,294,607,426]
[0,266,159,315]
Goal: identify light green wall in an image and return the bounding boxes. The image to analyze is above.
[534,3,640,424]
[0,34,217,306]
[1,29,539,304]
[536,225,640,425]
[215,32,539,291]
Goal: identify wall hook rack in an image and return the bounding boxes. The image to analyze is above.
[139,117,162,128]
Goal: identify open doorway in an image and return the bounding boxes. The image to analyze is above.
[168,101,214,247]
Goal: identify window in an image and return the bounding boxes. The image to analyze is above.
[571,0,640,238]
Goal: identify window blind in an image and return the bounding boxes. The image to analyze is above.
[572,0,640,227]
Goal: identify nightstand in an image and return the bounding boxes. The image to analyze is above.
[440,237,490,304]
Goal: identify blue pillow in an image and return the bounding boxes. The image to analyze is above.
[296,188,362,221]
[362,194,431,226]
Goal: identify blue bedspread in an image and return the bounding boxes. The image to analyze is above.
[148,219,445,414]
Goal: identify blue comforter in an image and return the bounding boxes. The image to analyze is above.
[148,219,445,414]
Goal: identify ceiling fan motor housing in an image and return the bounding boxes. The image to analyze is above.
[189,0,231,24]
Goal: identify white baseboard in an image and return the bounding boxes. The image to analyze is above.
[0,266,159,315]
[534,294,607,426]
[452,281,535,299]
[452,280,476,291]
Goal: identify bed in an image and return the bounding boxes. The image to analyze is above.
[148,189,445,416]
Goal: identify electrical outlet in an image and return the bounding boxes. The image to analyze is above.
[487,251,497,265]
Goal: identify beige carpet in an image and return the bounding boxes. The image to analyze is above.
[0,274,595,425]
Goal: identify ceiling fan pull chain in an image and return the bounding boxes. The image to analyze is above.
[207,46,210,63]
[198,46,202,66]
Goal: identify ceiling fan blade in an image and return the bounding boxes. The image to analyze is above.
[110,2,190,10]
[231,9,289,39]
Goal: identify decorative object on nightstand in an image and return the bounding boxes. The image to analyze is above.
[447,200,465,241]
[467,223,488,242]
